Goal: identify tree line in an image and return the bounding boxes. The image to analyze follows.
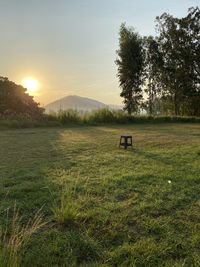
[116,7,200,116]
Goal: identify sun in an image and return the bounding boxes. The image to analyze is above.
[22,77,39,95]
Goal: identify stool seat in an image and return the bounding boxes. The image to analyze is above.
[120,134,132,138]
[119,135,133,149]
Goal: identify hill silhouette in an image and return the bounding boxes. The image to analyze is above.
[45,95,121,112]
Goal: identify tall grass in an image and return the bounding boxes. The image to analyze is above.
[56,109,200,125]
[51,179,80,226]
[50,174,91,226]
[57,109,81,124]
[1,109,200,128]
[0,114,61,128]
[0,205,45,267]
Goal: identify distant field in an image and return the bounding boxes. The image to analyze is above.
[0,124,200,267]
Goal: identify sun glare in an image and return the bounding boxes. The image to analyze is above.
[22,77,39,95]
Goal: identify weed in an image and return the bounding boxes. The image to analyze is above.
[0,205,45,267]
[51,180,81,226]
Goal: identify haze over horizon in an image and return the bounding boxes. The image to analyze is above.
[1,0,199,106]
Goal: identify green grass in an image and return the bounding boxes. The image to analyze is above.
[0,124,200,266]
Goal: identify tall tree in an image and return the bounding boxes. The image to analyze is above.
[0,76,44,117]
[143,36,163,115]
[155,7,200,116]
[155,13,184,115]
[116,23,144,114]
[179,7,200,116]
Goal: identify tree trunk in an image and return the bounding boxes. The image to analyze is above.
[174,93,180,116]
[127,106,132,115]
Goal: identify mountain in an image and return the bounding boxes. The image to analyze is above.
[45,95,122,113]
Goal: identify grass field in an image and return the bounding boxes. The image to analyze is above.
[0,124,200,267]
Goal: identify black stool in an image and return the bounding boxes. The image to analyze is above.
[119,135,133,149]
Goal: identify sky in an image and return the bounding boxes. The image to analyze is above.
[0,0,199,106]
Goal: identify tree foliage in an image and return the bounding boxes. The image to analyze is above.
[0,76,44,117]
[143,36,163,115]
[155,7,200,115]
[116,23,144,114]
[117,7,200,116]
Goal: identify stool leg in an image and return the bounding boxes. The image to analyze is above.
[125,137,127,149]
[119,137,122,147]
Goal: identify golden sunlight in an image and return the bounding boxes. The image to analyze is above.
[22,77,39,95]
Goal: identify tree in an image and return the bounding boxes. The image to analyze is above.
[0,76,44,117]
[155,7,200,116]
[116,23,144,114]
[143,36,163,115]
[116,8,200,116]
[179,7,200,116]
